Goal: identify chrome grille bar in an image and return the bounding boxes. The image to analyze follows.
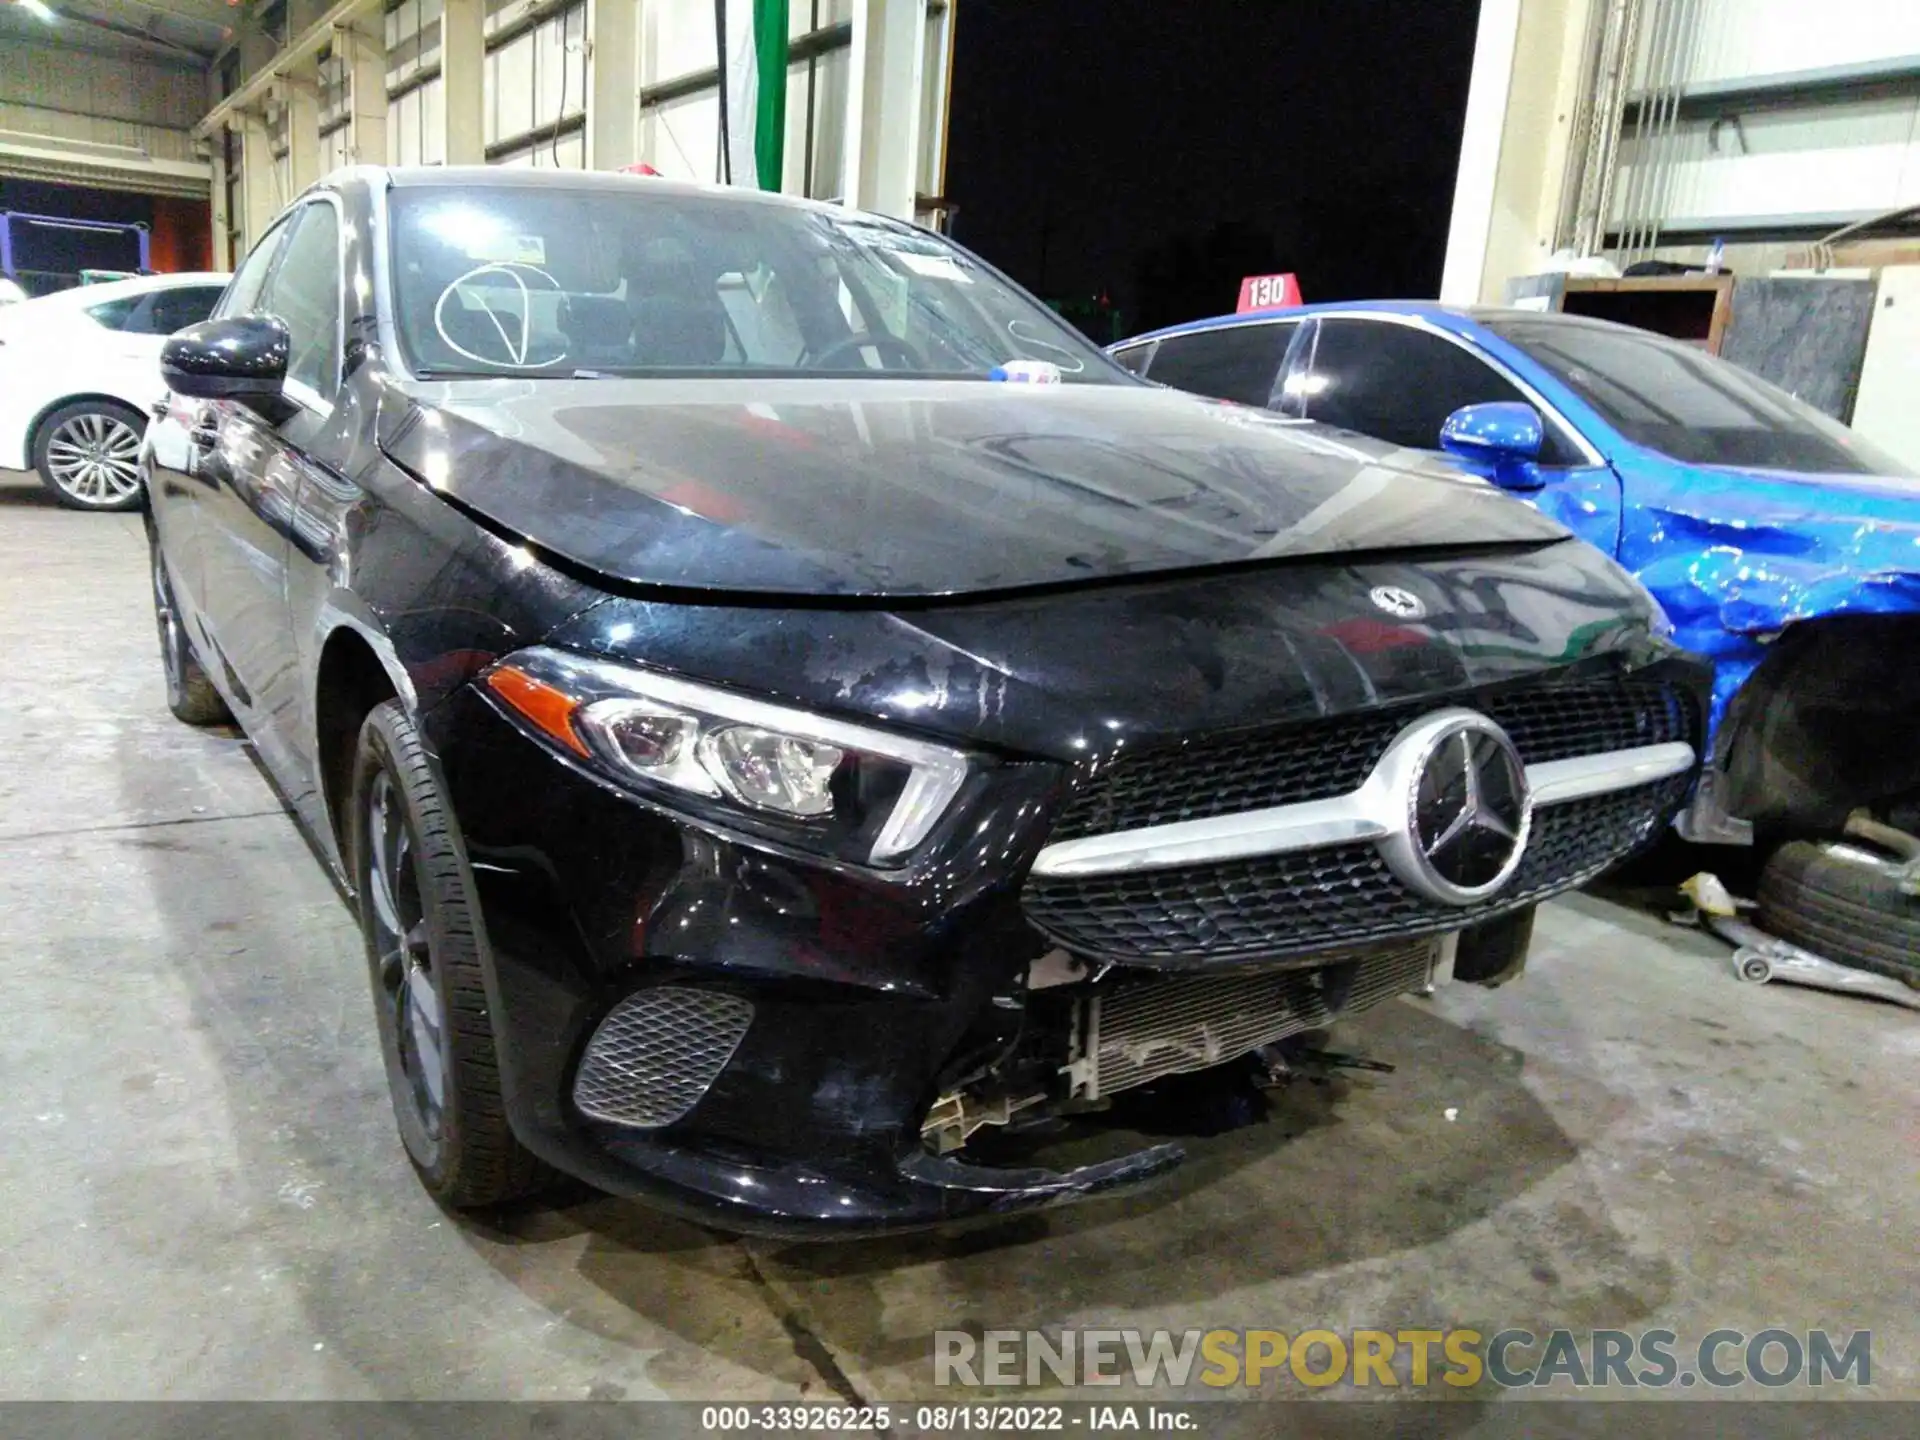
[1032,738,1694,880]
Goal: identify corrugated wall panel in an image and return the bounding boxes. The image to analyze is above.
[1615,98,1920,227]
[1671,0,1920,87]
[0,43,203,131]
[0,101,200,165]
[485,3,586,154]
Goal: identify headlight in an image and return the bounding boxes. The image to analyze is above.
[479,646,971,866]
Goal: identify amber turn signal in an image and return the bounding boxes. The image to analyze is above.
[485,665,590,757]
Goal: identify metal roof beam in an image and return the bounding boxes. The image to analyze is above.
[194,0,380,136]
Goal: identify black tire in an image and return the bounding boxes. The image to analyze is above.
[150,533,232,726]
[33,399,148,512]
[1755,839,1920,986]
[349,698,549,1207]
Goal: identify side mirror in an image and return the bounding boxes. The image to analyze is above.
[161,315,293,420]
[1439,401,1546,492]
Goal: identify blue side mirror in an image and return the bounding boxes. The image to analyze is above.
[1440,402,1546,492]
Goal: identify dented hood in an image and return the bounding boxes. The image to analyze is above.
[380,376,1570,599]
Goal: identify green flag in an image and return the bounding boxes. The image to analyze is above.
[725,0,790,190]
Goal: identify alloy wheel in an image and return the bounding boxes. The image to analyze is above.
[45,411,143,507]
[365,770,447,1155]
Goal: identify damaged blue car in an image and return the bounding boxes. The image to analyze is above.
[1114,304,1920,976]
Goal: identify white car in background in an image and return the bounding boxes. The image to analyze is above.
[0,271,228,511]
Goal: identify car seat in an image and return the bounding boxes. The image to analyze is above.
[559,294,636,369]
[625,237,731,367]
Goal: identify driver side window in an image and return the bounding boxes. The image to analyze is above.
[256,203,342,400]
[1295,318,1584,466]
[216,219,291,321]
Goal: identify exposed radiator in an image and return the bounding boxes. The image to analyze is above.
[1066,938,1436,1100]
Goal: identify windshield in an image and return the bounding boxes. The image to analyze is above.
[1486,317,1911,476]
[387,185,1123,383]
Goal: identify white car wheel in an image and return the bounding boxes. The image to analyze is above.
[35,401,147,512]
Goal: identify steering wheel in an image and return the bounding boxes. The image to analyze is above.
[805,332,926,372]
[433,262,571,370]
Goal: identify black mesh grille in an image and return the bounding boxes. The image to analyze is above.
[1024,776,1689,965]
[1049,671,1696,843]
[1481,675,1695,766]
[572,987,753,1129]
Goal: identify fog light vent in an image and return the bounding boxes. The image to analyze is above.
[572,987,754,1129]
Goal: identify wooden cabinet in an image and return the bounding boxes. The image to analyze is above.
[1556,276,1735,352]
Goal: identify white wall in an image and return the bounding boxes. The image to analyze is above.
[1442,0,1597,302]
[1633,0,1920,88]
[319,48,353,174]
[485,2,587,162]
[387,0,445,166]
[203,0,949,240]
[1614,96,1920,229]
[1615,0,1920,239]
[638,0,858,195]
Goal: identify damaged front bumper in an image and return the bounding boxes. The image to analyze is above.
[573,1130,1189,1240]
[423,644,1701,1238]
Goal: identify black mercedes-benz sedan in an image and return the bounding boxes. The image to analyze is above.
[144,167,1706,1238]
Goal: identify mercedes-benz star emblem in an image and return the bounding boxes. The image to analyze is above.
[1369,585,1426,620]
[1378,712,1533,905]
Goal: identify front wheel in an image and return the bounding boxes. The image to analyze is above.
[350,699,548,1207]
[34,399,148,511]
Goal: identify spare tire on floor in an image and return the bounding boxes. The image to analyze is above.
[1756,836,1920,986]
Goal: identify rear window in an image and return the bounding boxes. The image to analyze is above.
[132,285,226,335]
[1143,322,1294,406]
[84,295,141,330]
[1488,318,1910,475]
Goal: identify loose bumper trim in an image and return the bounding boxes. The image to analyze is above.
[555,1128,1188,1239]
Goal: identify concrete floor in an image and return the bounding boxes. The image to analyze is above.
[2,469,1915,1421]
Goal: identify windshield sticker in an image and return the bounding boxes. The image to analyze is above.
[896,252,972,284]
[464,233,548,267]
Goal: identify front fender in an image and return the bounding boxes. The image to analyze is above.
[1632,494,1920,740]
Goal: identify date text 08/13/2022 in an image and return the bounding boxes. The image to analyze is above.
[700,1405,1199,1433]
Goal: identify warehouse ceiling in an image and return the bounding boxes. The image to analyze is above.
[0,0,235,64]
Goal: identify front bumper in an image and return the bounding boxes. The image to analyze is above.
[423,647,1707,1237]
[427,685,1159,1236]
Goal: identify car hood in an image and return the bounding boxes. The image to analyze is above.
[1633,456,1920,575]
[1682,460,1920,514]
[380,376,1570,599]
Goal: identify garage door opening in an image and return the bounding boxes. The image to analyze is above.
[0,178,211,296]
[943,0,1481,338]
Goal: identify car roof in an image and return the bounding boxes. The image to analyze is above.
[17,271,228,311]
[1118,298,1685,350]
[1118,299,1478,347]
[324,163,852,220]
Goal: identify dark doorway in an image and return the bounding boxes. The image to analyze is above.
[943,0,1482,337]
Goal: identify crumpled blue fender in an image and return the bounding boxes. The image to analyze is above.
[1624,483,1920,744]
